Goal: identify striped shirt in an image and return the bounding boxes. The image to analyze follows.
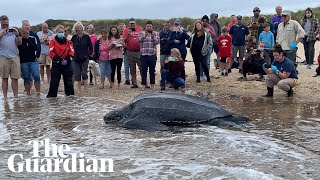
[138,31,159,56]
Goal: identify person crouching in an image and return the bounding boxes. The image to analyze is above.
[47,25,75,97]
[263,44,298,97]
[18,27,41,95]
[160,48,185,90]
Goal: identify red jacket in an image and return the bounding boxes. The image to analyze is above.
[122,26,143,51]
[49,38,74,61]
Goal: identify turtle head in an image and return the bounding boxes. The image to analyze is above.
[103,105,131,123]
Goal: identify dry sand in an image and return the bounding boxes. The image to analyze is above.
[1,42,320,103]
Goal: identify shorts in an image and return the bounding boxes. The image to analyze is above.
[212,44,219,53]
[0,57,20,79]
[220,57,227,63]
[232,45,245,58]
[99,60,111,78]
[74,59,89,81]
[39,54,52,65]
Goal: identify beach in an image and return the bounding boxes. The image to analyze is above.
[1,42,320,102]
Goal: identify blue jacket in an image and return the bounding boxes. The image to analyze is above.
[168,30,190,55]
[29,31,41,58]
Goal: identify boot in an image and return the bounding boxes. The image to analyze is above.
[207,76,211,82]
[264,87,273,97]
[287,88,293,97]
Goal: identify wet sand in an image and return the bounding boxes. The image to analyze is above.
[1,42,320,103]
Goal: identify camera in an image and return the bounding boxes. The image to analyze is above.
[8,28,16,32]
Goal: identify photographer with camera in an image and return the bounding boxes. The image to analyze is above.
[263,44,298,97]
[0,15,22,99]
[122,18,143,88]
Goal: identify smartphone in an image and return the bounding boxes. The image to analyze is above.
[130,27,136,31]
[8,28,16,32]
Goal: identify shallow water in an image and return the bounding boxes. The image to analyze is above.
[0,92,319,179]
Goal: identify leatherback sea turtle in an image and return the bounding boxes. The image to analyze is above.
[104,93,249,131]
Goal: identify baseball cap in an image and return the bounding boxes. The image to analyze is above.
[281,10,291,15]
[253,7,260,12]
[174,19,181,25]
[129,18,136,24]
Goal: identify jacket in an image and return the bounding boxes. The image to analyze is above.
[301,16,319,42]
[164,60,185,79]
[168,29,190,55]
[188,31,213,56]
[159,29,171,55]
[18,36,38,63]
[49,36,74,61]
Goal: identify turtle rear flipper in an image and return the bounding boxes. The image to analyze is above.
[122,115,170,131]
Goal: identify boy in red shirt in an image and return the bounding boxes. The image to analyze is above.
[217,27,232,76]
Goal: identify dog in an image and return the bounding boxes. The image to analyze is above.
[88,60,100,85]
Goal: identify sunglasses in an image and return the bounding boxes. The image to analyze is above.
[202,20,208,23]
[253,10,259,12]
[281,15,287,17]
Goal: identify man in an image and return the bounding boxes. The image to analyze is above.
[122,18,143,88]
[138,21,159,90]
[159,21,172,69]
[0,15,22,99]
[248,7,267,40]
[210,13,221,63]
[200,15,216,79]
[228,15,237,30]
[263,44,298,97]
[271,6,283,39]
[118,22,130,85]
[229,15,249,73]
[276,10,305,66]
[37,23,54,83]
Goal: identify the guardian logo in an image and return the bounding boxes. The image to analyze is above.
[7,139,114,173]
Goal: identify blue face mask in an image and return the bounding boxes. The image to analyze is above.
[57,33,64,39]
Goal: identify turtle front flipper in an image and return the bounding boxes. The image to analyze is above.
[122,114,170,131]
[205,116,250,128]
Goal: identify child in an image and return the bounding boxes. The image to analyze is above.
[217,27,232,76]
[258,23,274,50]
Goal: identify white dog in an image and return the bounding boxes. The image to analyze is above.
[88,60,100,85]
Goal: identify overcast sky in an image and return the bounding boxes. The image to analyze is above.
[1,0,319,26]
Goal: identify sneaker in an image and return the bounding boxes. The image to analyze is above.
[89,82,94,86]
[225,73,228,76]
[124,80,131,85]
[228,69,232,73]
[131,85,138,88]
[160,86,165,90]
[221,72,225,76]
[307,64,311,69]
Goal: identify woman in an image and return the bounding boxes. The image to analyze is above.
[301,7,319,69]
[87,24,98,85]
[47,25,74,97]
[71,21,93,93]
[94,29,112,89]
[188,20,213,82]
[160,48,185,90]
[18,27,41,95]
[64,27,72,40]
[108,26,125,89]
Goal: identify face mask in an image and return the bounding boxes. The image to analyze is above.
[57,33,64,39]
[306,13,312,18]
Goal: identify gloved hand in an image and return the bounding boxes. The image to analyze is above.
[262,63,267,71]
[289,42,298,49]
[271,65,279,74]
[53,55,63,64]
[61,60,68,66]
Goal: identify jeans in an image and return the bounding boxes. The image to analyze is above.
[303,39,316,65]
[160,69,185,88]
[141,55,156,85]
[20,61,40,86]
[123,53,130,80]
[99,60,111,78]
[200,48,212,76]
[47,63,74,97]
[192,54,210,79]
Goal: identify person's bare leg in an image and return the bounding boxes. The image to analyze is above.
[77,81,82,93]
[150,84,154,90]
[40,65,45,83]
[117,83,120,89]
[34,83,41,94]
[25,85,31,96]
[107,78,112,88]
[239,57,244,71]
[46,65,51,83]
[100,78,105,88]
[2,78,8,99]
[83,79,88,93]
[11,79,18,98]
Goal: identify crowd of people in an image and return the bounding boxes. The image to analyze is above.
[0,6,320,99]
